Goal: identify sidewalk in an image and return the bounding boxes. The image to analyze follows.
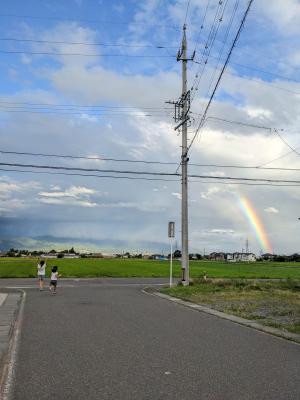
[0,290,22,386]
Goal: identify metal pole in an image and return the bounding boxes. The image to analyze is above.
[170,239,173,287]
[181,24,189,285]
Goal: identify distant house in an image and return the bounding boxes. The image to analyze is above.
[229,252,256,262]
[63,254,80,259]
[89,253,103,258]
[209,252,226,261]
[261,253,275,261]
[41,254,58,259]
[150,254,167,261]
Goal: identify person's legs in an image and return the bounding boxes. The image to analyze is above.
[39,276,45,290]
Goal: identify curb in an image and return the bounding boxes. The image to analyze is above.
[143,288,300,344]
[0,290,24,399]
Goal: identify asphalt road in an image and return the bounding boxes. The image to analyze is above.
[2,279,300,399]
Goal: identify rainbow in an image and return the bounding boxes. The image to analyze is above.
[238,196,272,253]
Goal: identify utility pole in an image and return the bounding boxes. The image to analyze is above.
[166,25,194,286]
[180,25,189,285]
[246,238,249,254]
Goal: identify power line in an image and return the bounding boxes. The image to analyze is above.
[189,179,300,187]
[2,149,300,172]
[0,168,179,182]
[0,162,180,177]
[184,0,192,25]
[187,0,254,155]
[0,14,179,30]
[203,115,271,130]
[0,150,178,165]
[190,0,226,103]
[193,59,300,95]
[0,107,170,117]
[188,174,300,184]
[273,129,300,156]
[193,0,212,53]
[226,58,300,84]
[258,147,300,167]
[0,37,178,49]
[189,163,300,172]
[0,50,175,58]
[205,0,240,97]
[0,109,170,118]
[0,100,171,111]
[227,70,300,96]
[2,161,300,184]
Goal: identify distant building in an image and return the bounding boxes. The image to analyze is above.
[209,252,226,261]
[41,254,58,259]
[150,254,167,260]
[261,253,275,261]
[229,252,256,262]
[63,254,80,259]
[210,252,256,262]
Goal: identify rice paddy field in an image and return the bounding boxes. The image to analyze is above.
[0,257,300,279]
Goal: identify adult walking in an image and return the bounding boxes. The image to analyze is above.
[37,260,46,291]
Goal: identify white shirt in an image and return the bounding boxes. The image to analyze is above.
[51,272,58,281]
[37,263,46,275]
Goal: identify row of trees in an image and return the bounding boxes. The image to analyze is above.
[4,247,78,257]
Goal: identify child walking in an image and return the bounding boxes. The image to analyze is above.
[37,260,46,291]
[49,266,60,295]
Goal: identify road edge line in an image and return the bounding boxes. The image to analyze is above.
[0,290,26,400]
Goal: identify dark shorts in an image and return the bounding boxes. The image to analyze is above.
[50,280,57,287]
[38,275,45,281]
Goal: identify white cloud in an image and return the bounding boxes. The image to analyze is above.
[39,186,95,198]
[39,198,97,207]
[200,187,221,200]
[264,207,279,214]
[172,192,182,200]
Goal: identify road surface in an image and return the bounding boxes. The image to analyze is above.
[0,278,299,399]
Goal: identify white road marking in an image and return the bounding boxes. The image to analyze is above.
[0,293,8,307]
[1,291,26,400]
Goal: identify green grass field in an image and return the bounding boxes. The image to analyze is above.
[0,258,300,278]
[161,280,300,335]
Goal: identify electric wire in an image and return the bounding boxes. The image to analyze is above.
[0,101,172,111]
[273,129,300,156]
[2,167,300,187]
[187,0,255,155]
[205,0,240,97]
[258,147,300,167]
[0,168,179,182]
[2,149,300,172]
[0,50,175,58]
[190,0,226,102]
[193,0,212,53]
[0,37,178,49]
[0,150,178,165]
[0,14,179,30]
[2,162,300,184]
[184,0,192,25]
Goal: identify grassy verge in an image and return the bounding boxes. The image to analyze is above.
[161,279,300,334]
[0,258,300,279]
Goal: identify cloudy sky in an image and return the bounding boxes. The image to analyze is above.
[1,0,300,255]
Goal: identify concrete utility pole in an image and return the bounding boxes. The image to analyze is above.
[180,25,189,285]
[166,25,194,285]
